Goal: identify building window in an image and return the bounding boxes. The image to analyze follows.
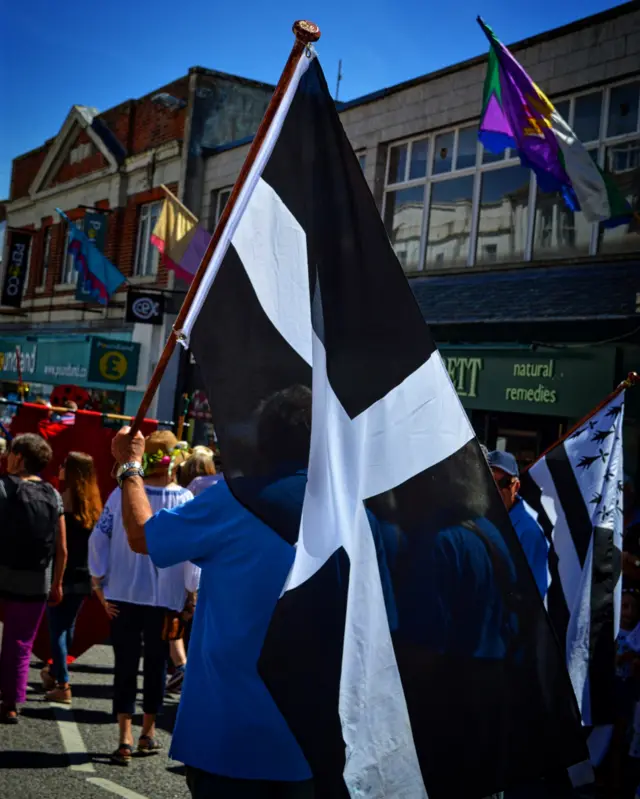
[425,176,474,270]
[476,165,530,265]
[62,218,84,284]
[211,187,232,231]
[40,227,52,287]
[383,78,640,271]
[573,92,602,143]
[358,152,367,172]
[383,186,425,272]
[607,82,640,138]
[134,201,162,277]
[598,138,640,255]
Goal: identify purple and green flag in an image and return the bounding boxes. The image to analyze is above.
[478,18,633,227]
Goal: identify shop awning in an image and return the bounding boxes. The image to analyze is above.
[410,259,640,325]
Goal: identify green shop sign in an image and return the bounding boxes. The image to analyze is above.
[88,338,140,386]
[441,347,616,418]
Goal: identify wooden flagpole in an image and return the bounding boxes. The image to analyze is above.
[522,371,640,474]
[15,345,25,401]
[129,20,321,436]
[159,184,199,223]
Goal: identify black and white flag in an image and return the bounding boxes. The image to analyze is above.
[181,47,585,798]
[520,392,624,734]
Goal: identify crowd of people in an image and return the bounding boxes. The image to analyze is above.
[1,393,640,797]
[0,427,217,767]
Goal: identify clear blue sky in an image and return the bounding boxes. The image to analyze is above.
[0,0,625,200]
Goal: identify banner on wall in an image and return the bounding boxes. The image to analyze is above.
[76,212,109,302]
[1,231,32,308]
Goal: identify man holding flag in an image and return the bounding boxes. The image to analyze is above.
[109,20,586,799]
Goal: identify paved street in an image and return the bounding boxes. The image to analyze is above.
[0,639,190,799]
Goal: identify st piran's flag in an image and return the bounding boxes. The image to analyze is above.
[520,393,624,736]
[180,48,586,798]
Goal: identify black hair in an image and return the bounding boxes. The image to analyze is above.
[11,433,53,475]
[257,385,312,467]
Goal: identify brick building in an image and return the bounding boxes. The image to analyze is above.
[2,4,639,450]
[199,2,640,468]
[1,70,272,419]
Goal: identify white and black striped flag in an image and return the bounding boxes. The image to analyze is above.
[520,391,625,734]
[180,47,585,798]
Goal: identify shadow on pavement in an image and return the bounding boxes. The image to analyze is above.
[68,663,119,676]
[64,683,113,700]
[0,751,72,769]
[20,706,112,726]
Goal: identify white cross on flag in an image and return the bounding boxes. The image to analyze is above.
[180,46,586,798]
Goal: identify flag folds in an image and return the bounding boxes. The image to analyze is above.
[150,189,210,283]
[521,391,624,729]
[65,221,124,305]
[478,18,632,226]
[181,48,585,798]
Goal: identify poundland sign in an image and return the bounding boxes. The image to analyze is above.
[442,348,615,418]
[0,341,37,378]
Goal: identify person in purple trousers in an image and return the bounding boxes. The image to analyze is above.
[0,434,67,724]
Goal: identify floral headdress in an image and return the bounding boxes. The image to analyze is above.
[143,440,190,476]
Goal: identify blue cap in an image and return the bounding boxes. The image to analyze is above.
[487,450,519,478]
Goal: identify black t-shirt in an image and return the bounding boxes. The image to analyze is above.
[63,512,92,595]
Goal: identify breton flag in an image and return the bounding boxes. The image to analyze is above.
[179,46,585,798]
[520,390,625,735]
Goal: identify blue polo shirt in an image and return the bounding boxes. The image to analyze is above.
[395,517,517,658]
[510,496,549,599]
[145,479,312,782]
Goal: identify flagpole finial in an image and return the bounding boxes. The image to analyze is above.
[625,372,640,388]
[293,20,321,45]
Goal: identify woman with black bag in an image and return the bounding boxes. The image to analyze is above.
[0,434,67,724]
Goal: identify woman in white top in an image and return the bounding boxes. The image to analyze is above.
[89,430,200,766]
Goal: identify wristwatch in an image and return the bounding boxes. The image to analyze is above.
[117,461,144,488]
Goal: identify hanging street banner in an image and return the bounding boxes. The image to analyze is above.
[88,337,140,386]
[1,231,32,308]
[76,212,109,302]
[125,289,165,325]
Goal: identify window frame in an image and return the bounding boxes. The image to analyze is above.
[133,200,163,278]
[211,187,232,231]
[382,77,640,273]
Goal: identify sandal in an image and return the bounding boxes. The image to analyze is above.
[110,743,133,766]
[0,705,18,725]
[137,735,162,756]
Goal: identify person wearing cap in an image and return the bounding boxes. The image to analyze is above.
[488,450,549,599]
